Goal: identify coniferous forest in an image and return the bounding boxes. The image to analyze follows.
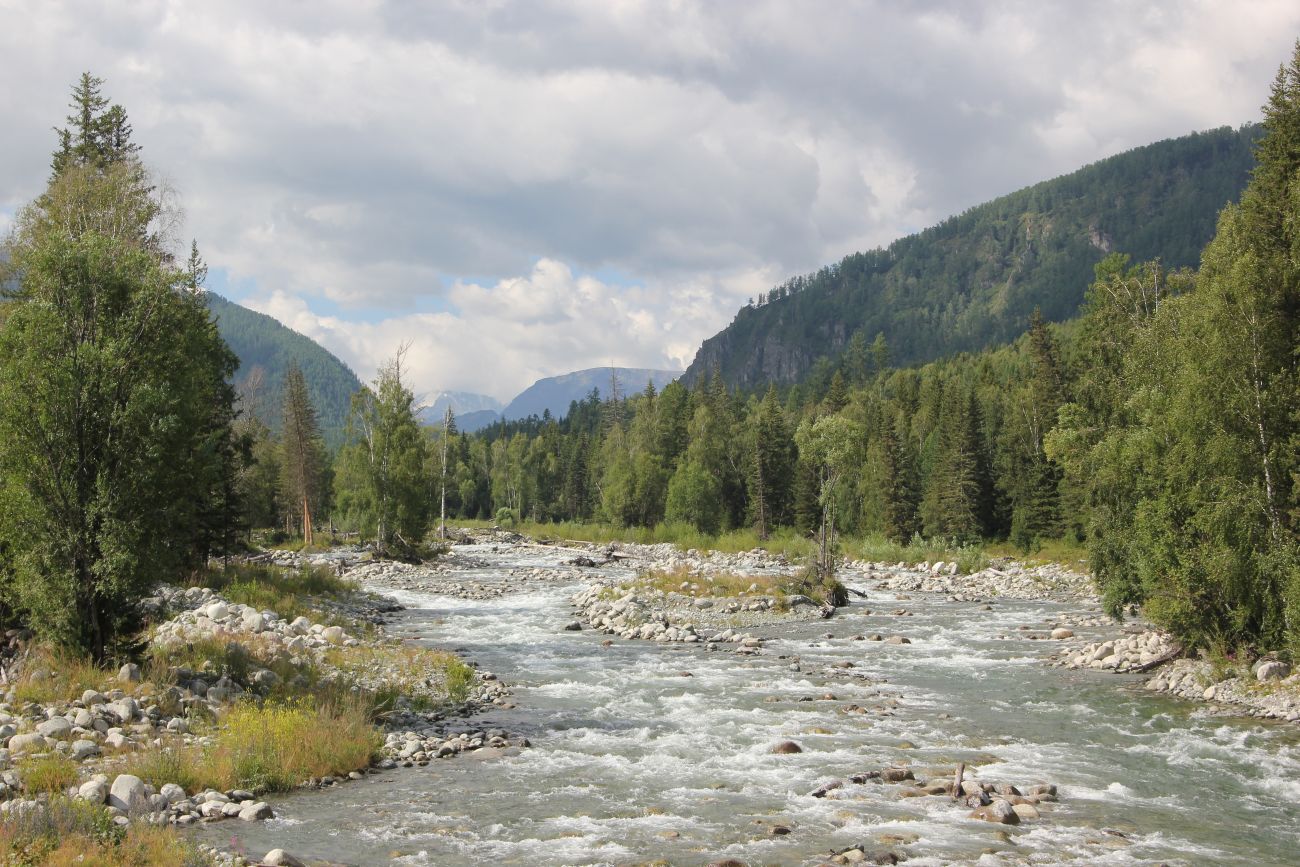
[1,23,1300,867]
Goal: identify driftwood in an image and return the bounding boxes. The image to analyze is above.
[951,762,965,803]
[846,586,870,598]
[1116,644,1184,674]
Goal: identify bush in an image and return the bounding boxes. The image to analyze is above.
[0,796,211,866]
[11,646,111,706]
[494,507,516,528]
[200,699,381,793]
[18,753,79,795]
[186,563,357,625]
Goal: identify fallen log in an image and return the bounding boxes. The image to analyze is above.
[1116,644,1184,674]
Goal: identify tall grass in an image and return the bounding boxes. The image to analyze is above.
[466,518,818,560]
[855,533,988,574]
[0,797,212,867]
[123,699,381,795]
[17,753,79,796]
[185,563,358,625]
[10,645,112,706]
[199,700,381,793]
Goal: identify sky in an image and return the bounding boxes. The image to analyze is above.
[2,1,1299,400]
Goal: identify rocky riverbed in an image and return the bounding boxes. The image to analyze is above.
[172,537,1300,865]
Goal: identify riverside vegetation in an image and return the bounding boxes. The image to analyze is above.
[0,43,1298,867]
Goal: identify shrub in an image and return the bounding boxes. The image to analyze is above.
[18,753,79,795]
[121,746,205,794]
[0,797,208,866]
[494,507,516,528]
[200,699,381,793]
[11,646,110,706]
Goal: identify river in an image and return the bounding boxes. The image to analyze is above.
[196,544,1300,866]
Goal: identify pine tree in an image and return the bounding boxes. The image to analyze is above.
[335,352,430,556]
[0,76,238,658]
[280,362,325,544]
[881,416,921,542]
[923,387,992,542]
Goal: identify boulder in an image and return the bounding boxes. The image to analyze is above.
[108,697,138,724]
[203,601,229,621]
[238,800,274,821]
[117,663,141,683]
[36,717,73,739]
[77,779,108,804]
[770,740,803,754]
[70,739,100,760]
[159,782,187,804]
[108,774,148,814]
[321,625,346,645]
[263,851,307,867]
[1257,661,1291,682]
[970,798,1020,825]
[1050,628,1074,640]
[7,733,47,753]
[1012,802,1041,820]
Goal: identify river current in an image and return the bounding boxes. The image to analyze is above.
[197,544,1300,865]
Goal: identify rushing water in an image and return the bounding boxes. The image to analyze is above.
[197,545,1300,865]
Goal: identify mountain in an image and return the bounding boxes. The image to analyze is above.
[417,391,503,426]
[683,124,1262,389]
[204,292,362,449]
[456,409,505,433]
[503,367,682,421]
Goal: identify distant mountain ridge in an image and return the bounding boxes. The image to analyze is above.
[503,367,681,421]
[417,391,504,427]
[683,124,1263,389]
[203,292,361,449]
[427,367,682,432]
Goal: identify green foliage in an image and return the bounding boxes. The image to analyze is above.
[334,353,431,556]
[1046,43,1300,653]
[17,753,79,796]
[205,293,362,450]
[0,77,239,659]
[279,362,327,541]
[684,125,1261,390]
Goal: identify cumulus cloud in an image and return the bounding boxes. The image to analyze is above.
[244,258,769,400]
[2,1,1298,396]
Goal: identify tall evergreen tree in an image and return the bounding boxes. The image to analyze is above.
[881,415,922,542]
[0,76,238,658]
[335,352,430,555]
[279,362,325,544]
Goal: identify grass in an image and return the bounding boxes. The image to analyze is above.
[10,645,113,706]
[323,644,478,713]
[855,533,989,574]
[201,699,380,793]
[122,699,381,795]
[985,535,1089,568]
[185,562,359,625]
[460,518,820,560]
[17,753,79,796]
[631,564,847,607]
[0,797,213,867]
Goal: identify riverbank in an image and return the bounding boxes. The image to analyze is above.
[0,556,521,866]
[171,534,1300,865]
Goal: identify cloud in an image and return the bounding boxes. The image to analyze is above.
[244,258,770,400]
[2,1,1299,394]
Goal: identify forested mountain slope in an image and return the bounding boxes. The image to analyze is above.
[204,292,361,448]
[683,124,1261,388]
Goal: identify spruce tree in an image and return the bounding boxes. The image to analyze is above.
[0,76,238,658]
[280,362,325,544]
